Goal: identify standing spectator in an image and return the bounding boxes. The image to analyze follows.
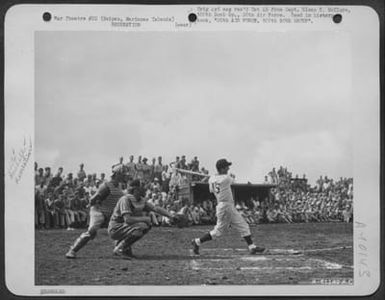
[174,156,181,169]
[54,193,67,228]
[44,167,53,187]
[50,167,64,188]
[180,155,187,169]
[154,156,163,183]
[65,173,74,187]
[169,169,182,199]
[348,180,353,199]
[323,176,330,192]
[35,184,47,229]
[99,173,107,184]
[85,174,93,186]
[316,176,324,192]
[150,158,156,181]
[200,168,209,183]
[73,191,88,227]
[92,173,98,185]
[161,165,170,193]
[77,163,87,182]
[142,158,152,183]
[36,182,47,200]
[268,168,278,184]
[45,191,58,228]
[190,156,200,172]
[125,155,136,182]
[135,156,144,181]
[35,168,45,186]
[190,156,200,180]
[112,156,124,171]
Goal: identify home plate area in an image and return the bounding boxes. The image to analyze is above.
[188,248,353,284]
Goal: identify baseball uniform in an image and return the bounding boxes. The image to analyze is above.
[208,174,250,239]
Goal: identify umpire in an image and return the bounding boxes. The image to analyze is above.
[65,166,125,259]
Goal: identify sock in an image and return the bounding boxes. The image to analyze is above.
[248,244,257,250]
[243,235,253,246]
[194,238,201,246]
[199,232,212,244]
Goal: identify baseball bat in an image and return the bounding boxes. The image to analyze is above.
[174,168,210,177]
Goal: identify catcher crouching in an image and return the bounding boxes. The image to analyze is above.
[108,179,178,259]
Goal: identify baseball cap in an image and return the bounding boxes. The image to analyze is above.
[216,159,232,171]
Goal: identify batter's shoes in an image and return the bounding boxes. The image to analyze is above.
[250,246,266,254]
[191,239,200,255]
[124,246,137,259]
[65,249,76,259]
[113,247,133,260]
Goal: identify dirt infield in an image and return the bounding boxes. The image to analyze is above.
[35,222,353,285]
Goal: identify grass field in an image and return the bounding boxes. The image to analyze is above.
[35,222,353,285]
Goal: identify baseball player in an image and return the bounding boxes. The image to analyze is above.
[191,159,265,255]
[108,179,177,259]
[65,166,125,259]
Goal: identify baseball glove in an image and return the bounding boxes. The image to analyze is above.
[172,214,190,228]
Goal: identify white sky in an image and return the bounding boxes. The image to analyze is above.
[35,30,352,184]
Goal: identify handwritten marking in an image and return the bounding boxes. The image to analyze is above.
[7,136,32,184]
[356,221,371,277]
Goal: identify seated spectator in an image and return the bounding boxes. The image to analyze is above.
[266,205,278,223]
[161,204,176,226]
[190,205,200,225]
[150,178,161,192]
[177,198,193,226]
[196,204,212,224]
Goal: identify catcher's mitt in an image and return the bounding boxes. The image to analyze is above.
[172,214,190,228]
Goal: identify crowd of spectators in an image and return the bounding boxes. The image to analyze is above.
[35,155,214,230]
[236,166,353,225]
[35,159,353,230]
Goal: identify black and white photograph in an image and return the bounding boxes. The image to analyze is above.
[4,4,381,296]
